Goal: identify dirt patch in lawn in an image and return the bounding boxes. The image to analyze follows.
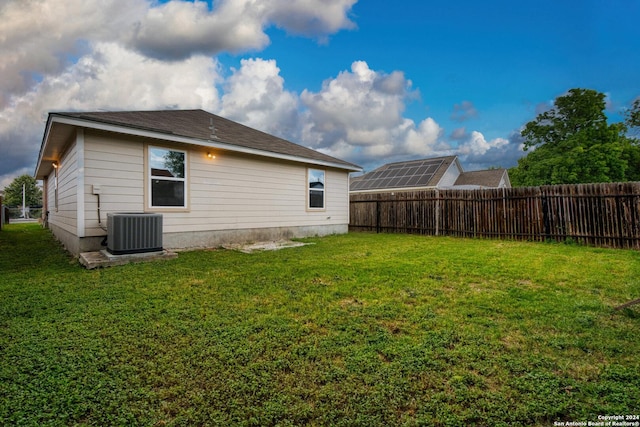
[224,240,313,254]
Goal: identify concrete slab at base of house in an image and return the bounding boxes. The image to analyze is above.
[79,249,178,269]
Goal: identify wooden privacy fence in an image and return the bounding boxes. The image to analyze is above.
[349,182,640,250]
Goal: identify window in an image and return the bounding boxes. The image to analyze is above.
[53,163,58,211]
[308,169,325,209]
[149,147,187,208]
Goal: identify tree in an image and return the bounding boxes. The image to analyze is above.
[163,150,185,178]
[3,175,42,207]
[510,89,640,186]
[625,97,640,139]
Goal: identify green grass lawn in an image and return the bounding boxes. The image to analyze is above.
[1,224,639,426]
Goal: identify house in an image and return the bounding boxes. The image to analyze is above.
[349,156,510,193]
[453,168,511,189]
[34,109,362,255]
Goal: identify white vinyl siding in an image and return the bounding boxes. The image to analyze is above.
[439,161,463,187]
[77,130,349,239]
[48,143,78,236]
[83,131,145,237]
[174,152,348,234]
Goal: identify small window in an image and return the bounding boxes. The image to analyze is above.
[53,164,59,211]
[149,147,187,208]
[308,169,325,209]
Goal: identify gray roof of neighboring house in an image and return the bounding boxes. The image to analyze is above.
[454,169,510,188]
[46,109,361,171]
[350,156,458,192]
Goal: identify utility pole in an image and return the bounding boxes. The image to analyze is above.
[21,183,29,219]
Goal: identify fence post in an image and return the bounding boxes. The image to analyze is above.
[502,187,507,237]
[541,193,551,241]
[435,189,440,236]
[376,199,381,234]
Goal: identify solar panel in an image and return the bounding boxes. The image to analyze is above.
[415,174,432,186]
[406,176,422,186]
[387,163,406,170]
[351,157,455,191]
[398,176,412,186]
[416,165,429,175]
[369,180,386,189]
[405,166,419,176]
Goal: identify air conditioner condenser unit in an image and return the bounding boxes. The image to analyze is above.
[107,213,163,255]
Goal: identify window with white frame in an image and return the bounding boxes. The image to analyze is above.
[148,147,187,208]
[308,168,325,209]
[53,164,59,211]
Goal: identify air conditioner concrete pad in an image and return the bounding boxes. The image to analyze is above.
[79,249,178,269]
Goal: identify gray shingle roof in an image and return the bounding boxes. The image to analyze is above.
[454,169,509,187]
[54,109,360,170]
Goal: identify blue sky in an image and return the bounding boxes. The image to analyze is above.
[1,0,639,187]
[254,0,639,136]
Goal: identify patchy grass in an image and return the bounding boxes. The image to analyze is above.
[1,223,639,426]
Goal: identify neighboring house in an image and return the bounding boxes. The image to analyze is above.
[453,168,511,189]
[34,109,362,255]
[349,156,510,193]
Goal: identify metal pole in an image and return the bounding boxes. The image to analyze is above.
[22,183,26,218]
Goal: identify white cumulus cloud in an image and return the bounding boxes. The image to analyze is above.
[127,0,357,59]
[296,61,524,170]
[457,131,522,170]
[0,0,358,107]
[300,61,411,146]
[0,0,148,107]
[219,58,299,138]
[458,131,509,156]
[299,61,451,166]
[0,42,221,184]
[267,0,357,38]
[127,0,270,60]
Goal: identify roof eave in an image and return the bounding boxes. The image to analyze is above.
[34,115,57,179]
[46,114,362,172]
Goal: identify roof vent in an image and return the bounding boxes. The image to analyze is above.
[209,118,219,140]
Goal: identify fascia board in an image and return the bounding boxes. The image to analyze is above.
[34,115,56,178]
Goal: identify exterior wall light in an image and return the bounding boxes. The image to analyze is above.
[207,152,216,159]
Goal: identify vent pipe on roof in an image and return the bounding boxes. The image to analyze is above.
[209,118,219,140]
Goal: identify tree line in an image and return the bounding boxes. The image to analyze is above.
[2,175,42,208]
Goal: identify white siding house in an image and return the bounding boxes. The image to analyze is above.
[35,110,361,255]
